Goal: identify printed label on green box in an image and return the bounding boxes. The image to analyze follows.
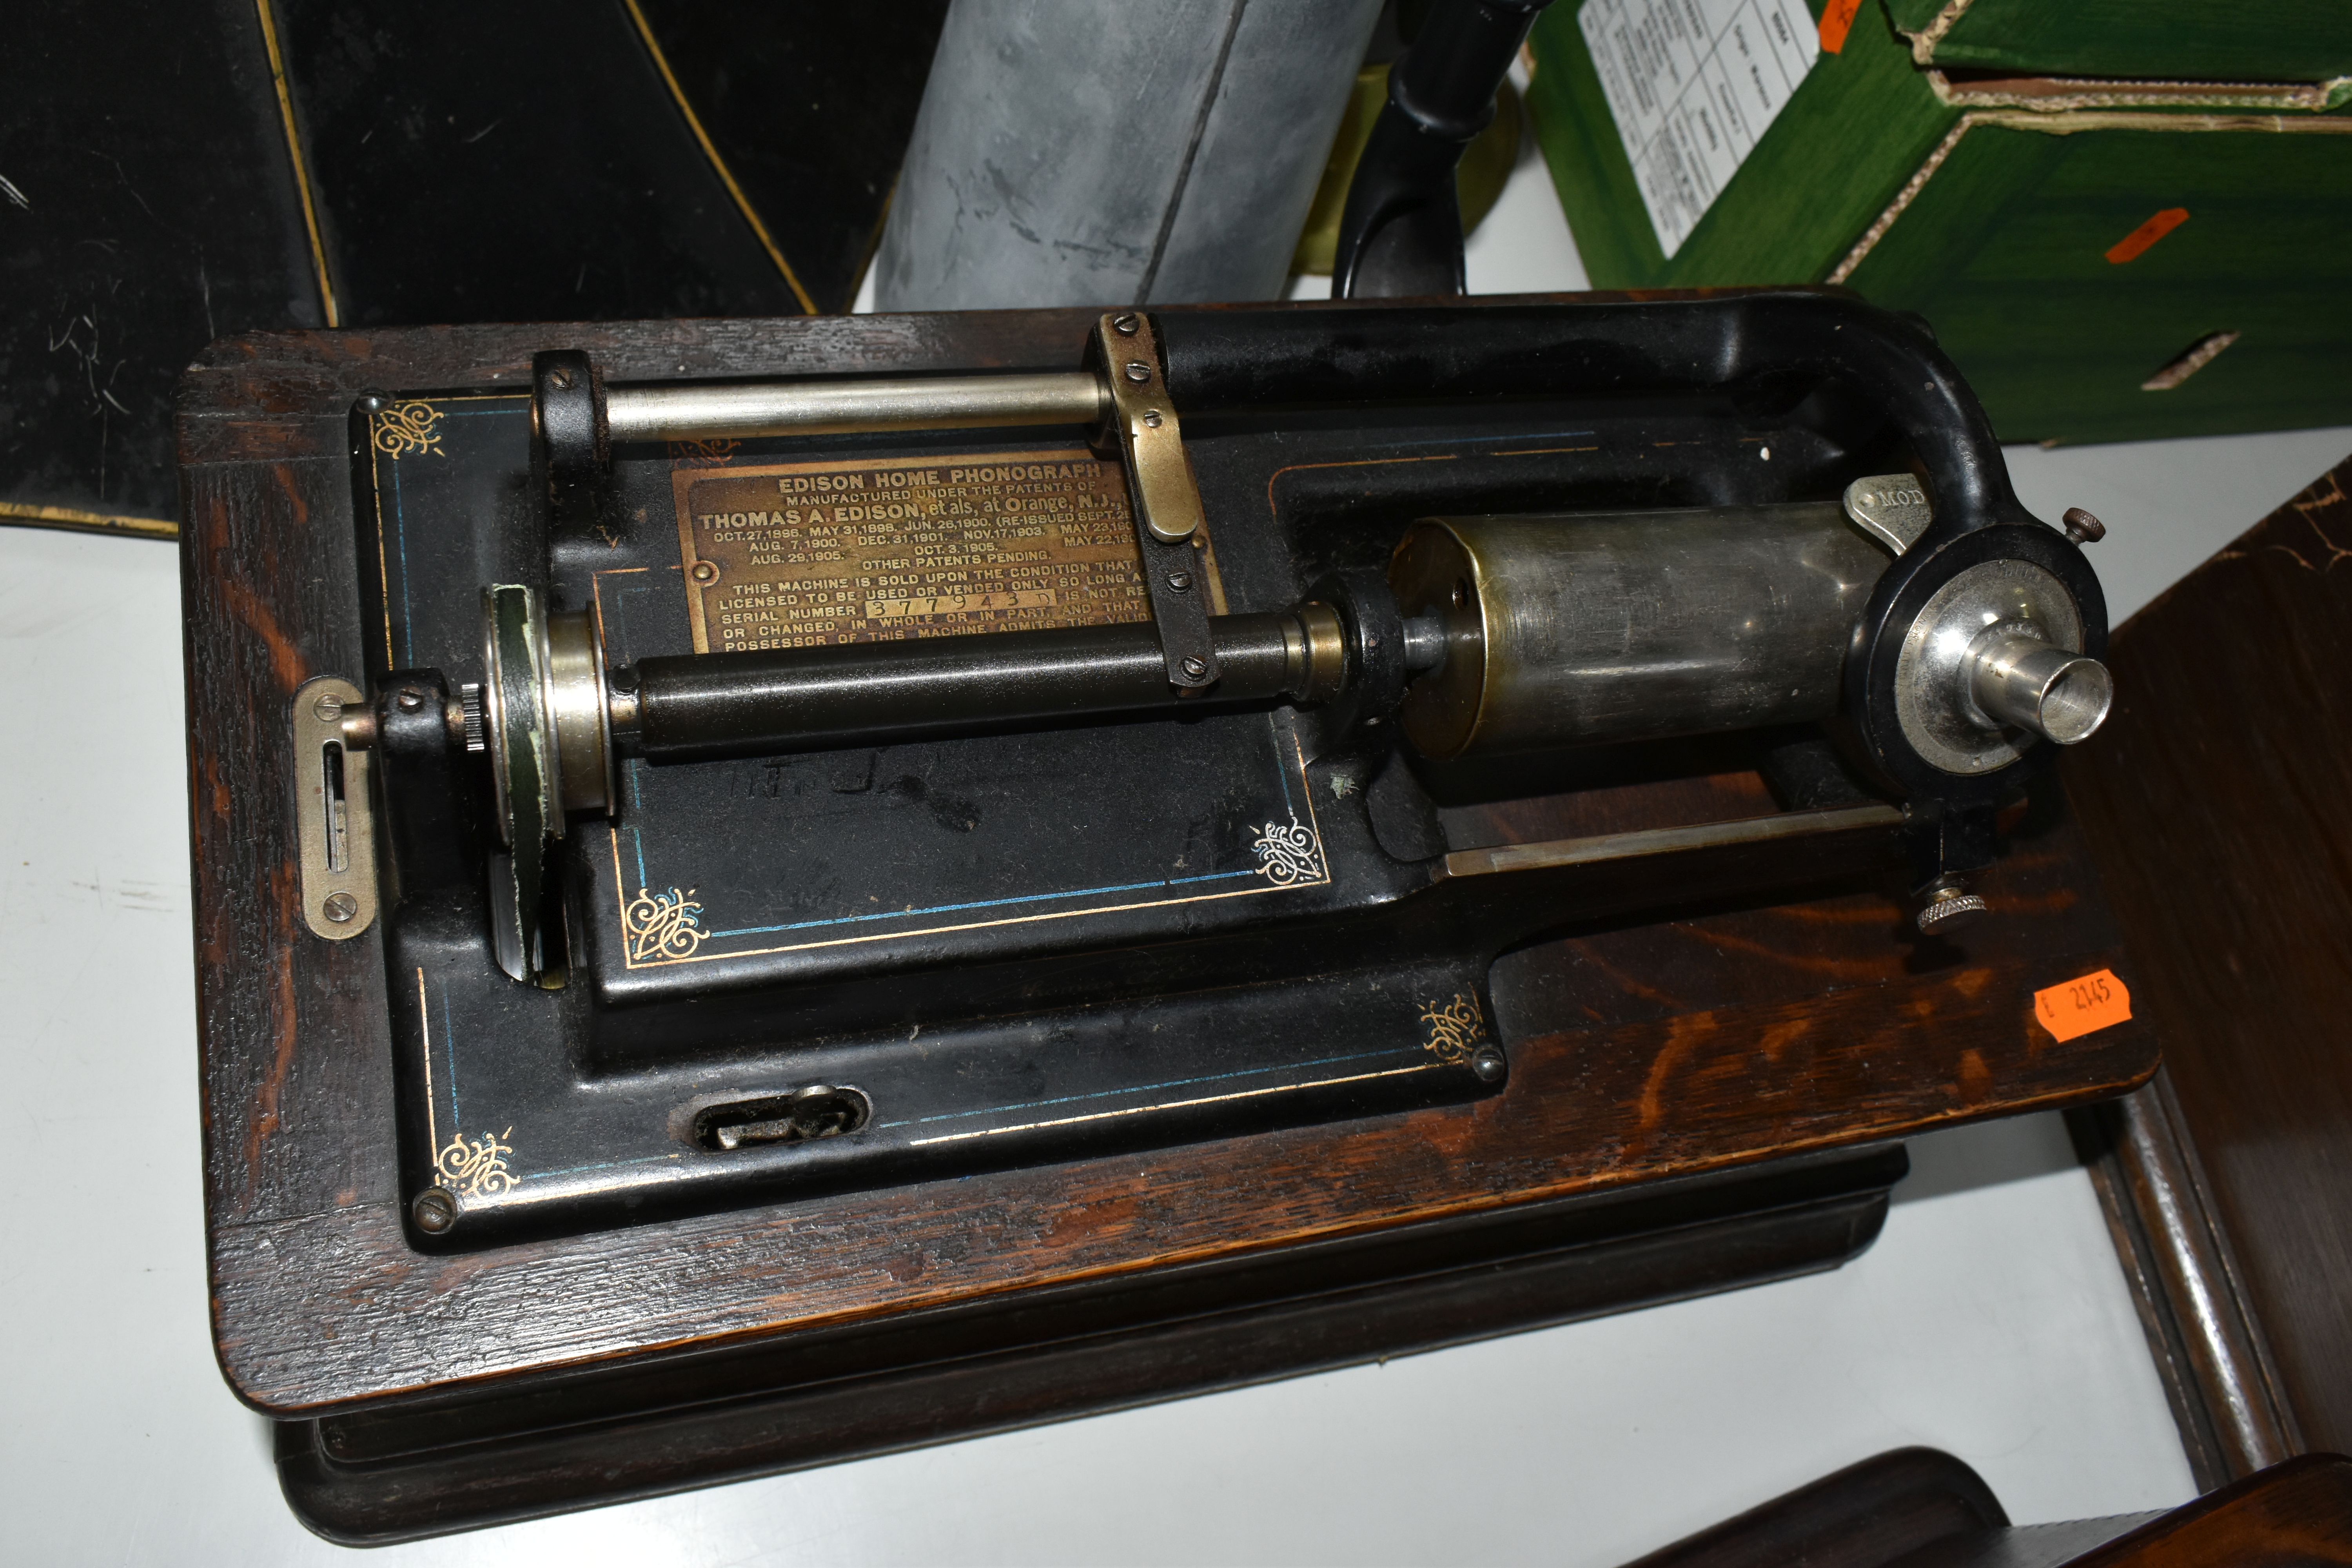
[1579,0,1818,256]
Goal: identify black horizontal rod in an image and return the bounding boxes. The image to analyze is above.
[625,613,1305,762]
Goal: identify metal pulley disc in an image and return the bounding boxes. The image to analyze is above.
[482,583,554,980]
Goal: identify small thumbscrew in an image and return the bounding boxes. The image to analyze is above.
[2062,507,2107,544]
[1916,877,1989,936]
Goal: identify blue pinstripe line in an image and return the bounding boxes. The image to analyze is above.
[708,868,1258,938]
[524,1155,677,1180]
[438,979,461,1130]
[881,1044,1407,1128]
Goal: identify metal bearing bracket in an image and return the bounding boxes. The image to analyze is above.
[292,676,379,940]
[1094,311,1220,690]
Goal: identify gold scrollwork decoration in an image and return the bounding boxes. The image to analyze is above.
[667,437,741,465]
[371,400,445,459]
[624,885,705,962]
[1250,815,1326,886]
[1419,993,1488,1064]
[436,1127,516,1196]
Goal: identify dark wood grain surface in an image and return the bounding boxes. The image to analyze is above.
[1621,1448,2352,1567]
[182,303,2159,1419]
[2068,452,2352,1461]
[2068,1453,2352,1567]
[2071,1070,2300,1492]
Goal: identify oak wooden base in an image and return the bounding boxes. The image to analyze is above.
[278,1146,1901,1544]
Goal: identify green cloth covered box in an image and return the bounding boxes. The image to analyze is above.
[1527,0,2352,443]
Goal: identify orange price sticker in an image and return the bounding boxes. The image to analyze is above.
[2034,968,2132,1042]
[1818,0,1865,52]
[2106,207,2189,265]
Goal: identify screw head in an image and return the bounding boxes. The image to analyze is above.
[357,392,388,413]
[411,1187,457,1234]
[1123,361,1152,384]
[322,891,359,924]
[1112,313,1139,336]
[691,561,718,584]
[1471,1044,1508,1084]
[396,687,425,713]
[548,367,575,390]
[2062,506,2107,545]
[1142,409,1163,428]
[1916,881,1989,936]
[1179,656,1208,679]
[311,693,345,722]
[1166,571,1192,592]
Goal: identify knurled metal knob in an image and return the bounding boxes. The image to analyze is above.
[459,682,487,753]
[1916,883,1989,936]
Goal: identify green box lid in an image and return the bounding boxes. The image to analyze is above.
[1883,0,2352,86]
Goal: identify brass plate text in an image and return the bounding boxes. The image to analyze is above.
[673,449,1160,653]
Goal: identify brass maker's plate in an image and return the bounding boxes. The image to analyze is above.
[674,448,1205,654]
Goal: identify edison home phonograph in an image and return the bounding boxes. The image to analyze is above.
[187,287,2156,1538]
[180,4,2155,1543]
[281,293,2116,1245]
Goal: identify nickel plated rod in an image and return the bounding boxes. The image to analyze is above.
[604,372,1109,443]
[620,613,1329,763]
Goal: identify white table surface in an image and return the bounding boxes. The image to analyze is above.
[9,116,2350,1566]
